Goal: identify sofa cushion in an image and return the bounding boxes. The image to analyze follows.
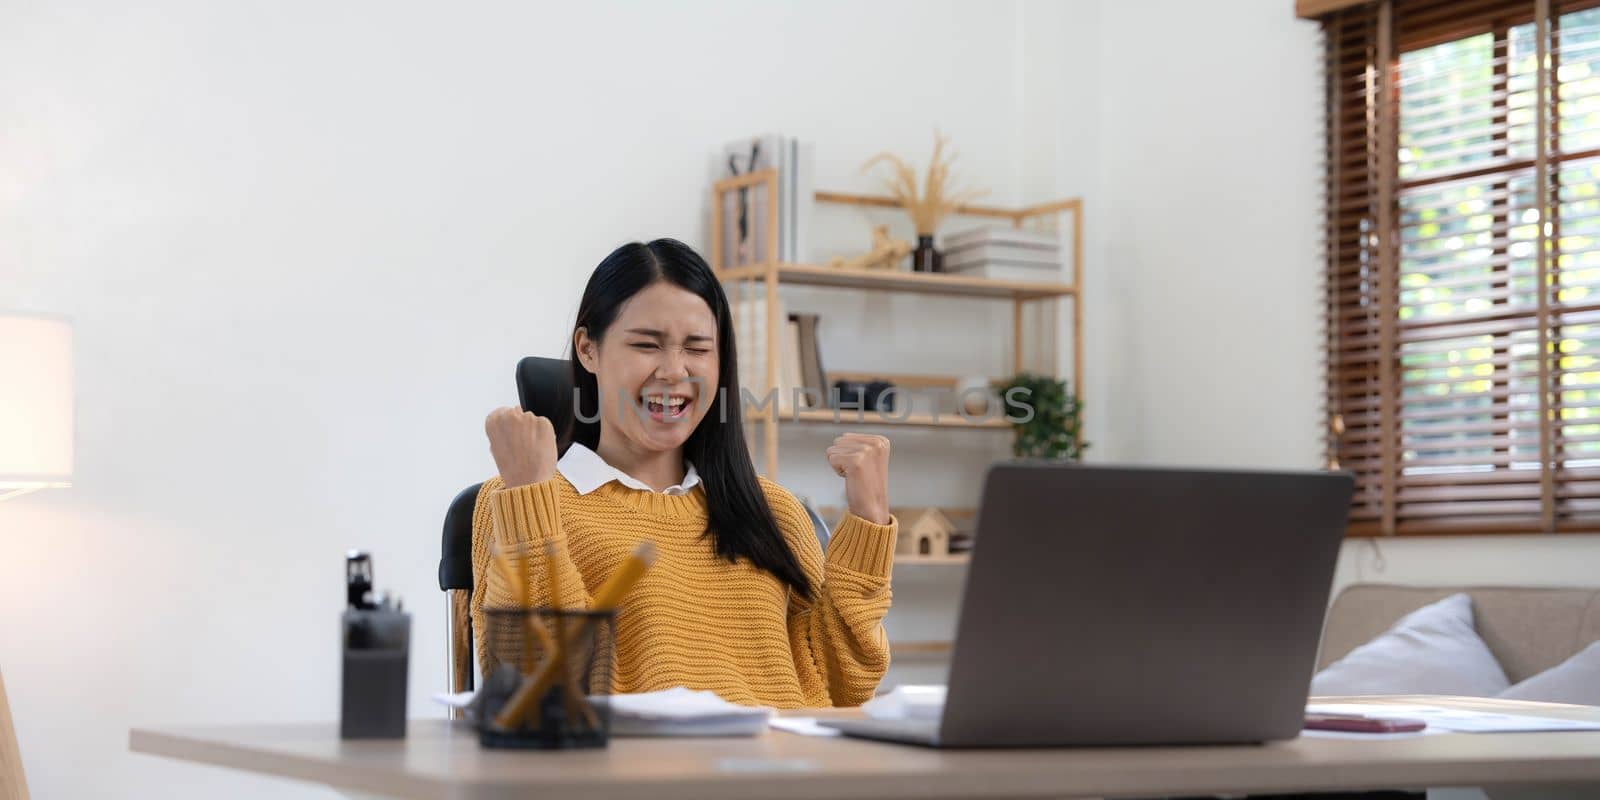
[1320,585,1600,683]
[1312,593,1511,697]
[1498,641,1600,706]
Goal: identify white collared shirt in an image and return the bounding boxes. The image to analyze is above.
[557,442,702,496]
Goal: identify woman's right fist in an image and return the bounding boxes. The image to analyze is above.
[485,407,558,488]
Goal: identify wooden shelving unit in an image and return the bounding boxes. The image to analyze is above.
[749,409,1011,430]
[710,168,1083,478]
[895,553,971,567]
[890,641,955,658]
[716,262,1075,300]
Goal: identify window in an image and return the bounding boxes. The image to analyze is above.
[1321,0,1600,535]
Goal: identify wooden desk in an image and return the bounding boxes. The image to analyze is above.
[129,696,1600,800]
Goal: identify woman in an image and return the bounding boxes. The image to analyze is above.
[473,237,897,708]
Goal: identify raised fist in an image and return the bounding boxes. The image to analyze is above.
[485,407,559,488]
[826,433,892,526]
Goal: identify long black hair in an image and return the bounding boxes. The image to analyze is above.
[565,238,812,600]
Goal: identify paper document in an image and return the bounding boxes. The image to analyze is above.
[861,685,946,721]
[431,686,771,736]
[768,717,843,737]
[431,691,476,711]
[599,687,772,737]
[1308,703,1600,733]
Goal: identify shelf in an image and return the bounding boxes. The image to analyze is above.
[895,553,970,567]
[717,262,1074,300]
[813,190,1021,221]
[825,371,1003,390]
[709,170,1083,481]
[819,507,977,529]
[890,641,954,657]
[747,408,1013,430]
[813,190,1084,225]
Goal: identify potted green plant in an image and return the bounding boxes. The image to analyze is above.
[999,372,1087,461]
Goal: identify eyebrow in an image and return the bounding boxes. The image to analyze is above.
[623,328,715,343]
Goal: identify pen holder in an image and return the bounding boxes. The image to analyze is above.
[477,606,615,749]
[340,608,410,739]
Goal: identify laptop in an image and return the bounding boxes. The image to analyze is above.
[821,462,1354,748]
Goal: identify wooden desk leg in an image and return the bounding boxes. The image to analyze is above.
[0,666,30,800]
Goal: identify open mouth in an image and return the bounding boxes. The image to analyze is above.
[642,393,692,421]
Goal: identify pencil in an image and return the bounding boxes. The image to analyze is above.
[491,546,537,672]
[544,541,599,731]
[493,540,657,730]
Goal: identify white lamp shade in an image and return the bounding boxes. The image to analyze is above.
[0,313,74,491]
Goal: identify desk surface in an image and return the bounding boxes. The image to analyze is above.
[129,696,1600,800]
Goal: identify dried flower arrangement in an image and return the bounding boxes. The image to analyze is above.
[860,131,988,236]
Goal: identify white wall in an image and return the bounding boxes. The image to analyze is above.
[1060,0,1600,598]
[6,1,1599,797]
[0,2,1029,796]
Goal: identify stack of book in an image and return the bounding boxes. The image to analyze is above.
[720,134,815,266]
[941,226,1062,282]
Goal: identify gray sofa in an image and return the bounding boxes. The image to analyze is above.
[1319,586,1600,800]
[1319,584,1600,683]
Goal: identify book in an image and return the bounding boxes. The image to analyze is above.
[943,242,1061,270]
[721,134,784,266]
[734,297,802,414]
[778,134,791,263]
[942,225,1059,252]
[733,296,769,400]
[793,140,815,264]
[720,135,812,266]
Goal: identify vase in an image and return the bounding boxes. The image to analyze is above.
[911,235,942,273]
[955,376,997,417]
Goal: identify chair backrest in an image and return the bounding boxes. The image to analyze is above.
[439,356,830,702]
[439,357,574,699]
[514,356,576,453]
[439,481,483,701]
[440,357,574,590]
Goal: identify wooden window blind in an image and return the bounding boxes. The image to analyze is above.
[1322,0,1600,536]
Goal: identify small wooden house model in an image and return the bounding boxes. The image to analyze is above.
[896,507,955,557]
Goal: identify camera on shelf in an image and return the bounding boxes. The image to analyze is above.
[830,379,896,413]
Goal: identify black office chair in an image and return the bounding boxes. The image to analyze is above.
[439,357,830,705]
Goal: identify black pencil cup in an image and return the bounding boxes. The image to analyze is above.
[477,607,615,749]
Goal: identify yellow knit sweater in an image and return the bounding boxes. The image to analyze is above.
[470,472,898,708]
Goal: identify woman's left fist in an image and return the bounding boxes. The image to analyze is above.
[826,433,892,525]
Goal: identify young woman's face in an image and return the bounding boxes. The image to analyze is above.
[576,281,721,454]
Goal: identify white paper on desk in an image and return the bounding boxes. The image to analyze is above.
[769,717,842,737]
[600,687,772,720]
[432,690,477,711]
[1308,703,1600,733]
[862,685,946,721]
[598,687,772,737]
[610,714,770,737]
[434,687,771,736]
